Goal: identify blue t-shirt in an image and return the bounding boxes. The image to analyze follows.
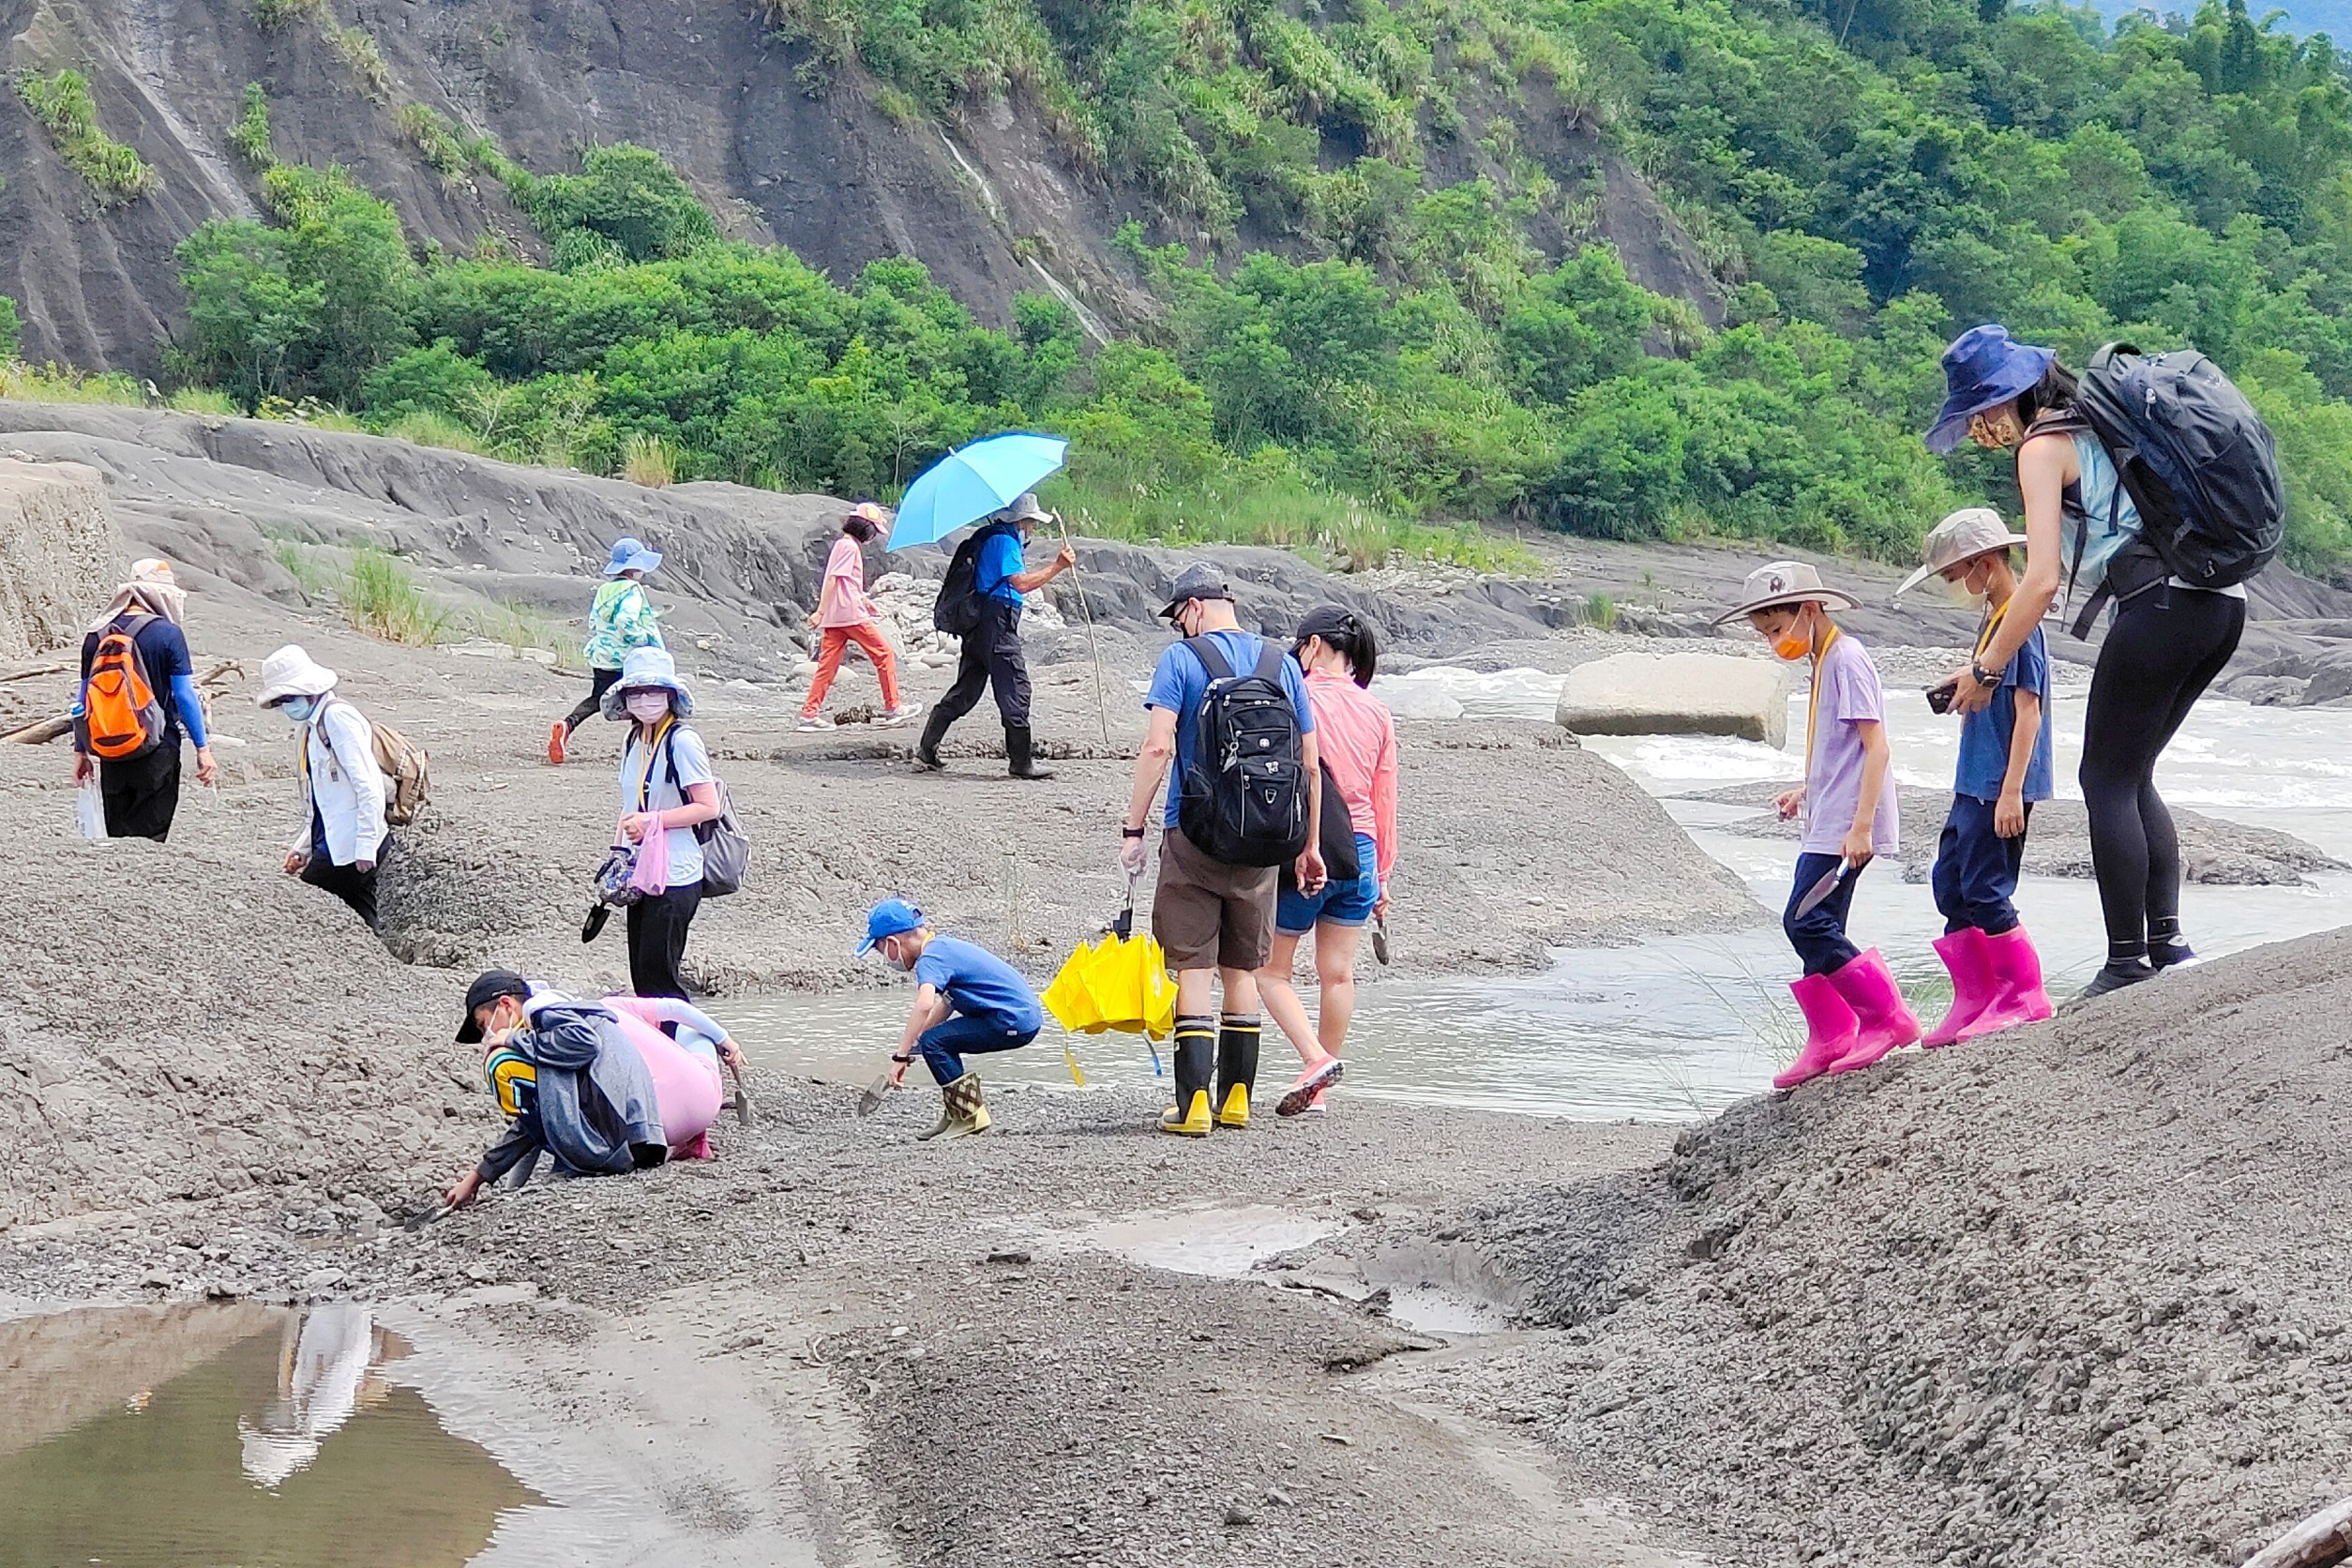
[977,531,1026,605]
[1955,622,2055,803]
[915,935,1043,1033]
[1143,630,1316,829]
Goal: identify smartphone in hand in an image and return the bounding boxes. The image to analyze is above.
[1926,680,1958,715]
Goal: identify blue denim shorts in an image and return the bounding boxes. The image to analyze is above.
[1276,834,1380,935]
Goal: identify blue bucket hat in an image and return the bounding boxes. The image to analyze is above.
[604,536,663,577]
[857,897,926,956]
[602,645,694,720]
[1924,324,2057,455]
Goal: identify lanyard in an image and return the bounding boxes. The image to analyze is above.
[1972,597,2010,664]
[1803,624,1841,776]
[633,717,674,811]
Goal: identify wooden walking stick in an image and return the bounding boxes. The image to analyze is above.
[1057,515,1112,748]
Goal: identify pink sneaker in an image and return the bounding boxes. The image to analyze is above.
[1774,972,1859,1091]
[1277,1057,1343,1117]
[1922,927,1993,1048]
[1824,949,1922,1073]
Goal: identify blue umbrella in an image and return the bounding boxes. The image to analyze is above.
[889,432,1068,550]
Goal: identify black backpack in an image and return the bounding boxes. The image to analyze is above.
[1176,636,1310,867]
[932,520,1017,636]
[2063,342,2283,631]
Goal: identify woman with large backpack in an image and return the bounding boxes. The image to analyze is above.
[70,558,217,841]
[1926,325,2269,998]
[606,647,722,999]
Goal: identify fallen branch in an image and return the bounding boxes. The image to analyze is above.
[0,658,67,686]
[2246,1498,2352,1568]
[4,715,70,746]
[196,658,245,687]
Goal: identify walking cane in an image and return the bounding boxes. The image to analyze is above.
[1056,515,1112,748]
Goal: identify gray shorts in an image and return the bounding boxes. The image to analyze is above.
[1152,827,1277,972]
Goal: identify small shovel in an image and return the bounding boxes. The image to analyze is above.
[402,1201,455,1234]
[1372,912,1390,968]
[725,1061,758,1127]
[856,1072,897,1117]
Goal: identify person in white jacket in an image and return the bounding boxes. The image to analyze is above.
[257,645,390,929]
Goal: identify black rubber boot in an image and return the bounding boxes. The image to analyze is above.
[913,710,950,771]
[1006,725,1055,779]
[1159,1020,1214,1136]
[1214,1016,1261,1128]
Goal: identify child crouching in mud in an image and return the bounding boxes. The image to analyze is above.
[1714,563,1918,1090]
[1895,508,2055,1044]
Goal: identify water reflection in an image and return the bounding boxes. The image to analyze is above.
[0,1304,542,1568]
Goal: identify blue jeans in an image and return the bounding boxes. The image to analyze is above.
[1932,794,2032,935]
[1276,833,1380,934]
[915,1013,1038,1085]
[1784,852,1863,977]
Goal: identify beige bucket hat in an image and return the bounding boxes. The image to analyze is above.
[1712,561,1861,626]
[1895,507,2029,597]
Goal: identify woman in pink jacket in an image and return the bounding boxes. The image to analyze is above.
[1256,605,1397,1118]
[800,504,918,731]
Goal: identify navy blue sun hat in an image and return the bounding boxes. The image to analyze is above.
[1924,324,2058,455]
[857,897,927,956]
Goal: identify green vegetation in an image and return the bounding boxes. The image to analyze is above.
[228,83,274,169]
[395,103,470,181]
[16,69,157,204]
[1583,591,1619,631]
[342,546,452,644]
[252,0,324,26]
[161,0,2352,570]
[0,360,141,405]
[166,386,241,415]
[325,23,390,102]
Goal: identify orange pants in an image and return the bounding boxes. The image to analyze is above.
[802,622,900,715]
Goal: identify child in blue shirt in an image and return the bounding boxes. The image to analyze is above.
[1899,508,2057,1045]
[860,898,1042,1139]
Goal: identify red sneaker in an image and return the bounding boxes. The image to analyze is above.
[546,720,568,765]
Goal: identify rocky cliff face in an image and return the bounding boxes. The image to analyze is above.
[0,0,1718,373]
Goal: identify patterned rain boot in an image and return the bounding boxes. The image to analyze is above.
[1825,949,1922,1073]
[1774,972,1860,1091]
[1922,927,1994,1048]
[917,1072,991,1140]
[1967,927,2054,1038]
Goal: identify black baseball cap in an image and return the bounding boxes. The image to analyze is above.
[456,970,531,1043]
[1157,564,1231,620]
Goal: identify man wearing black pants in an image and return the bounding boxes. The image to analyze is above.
[914,492,1076,779]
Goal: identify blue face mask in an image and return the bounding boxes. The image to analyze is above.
[279,695,317,722]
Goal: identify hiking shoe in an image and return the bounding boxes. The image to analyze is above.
[2074,959,2155,1002]
[796,715,834,732]
[1276,1057,1344,1117]
[546,720,568,765]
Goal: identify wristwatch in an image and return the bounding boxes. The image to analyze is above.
[1969,661,2003,690]
[1121,824,1145,839]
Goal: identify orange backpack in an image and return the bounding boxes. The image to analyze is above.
[78,616,167,761]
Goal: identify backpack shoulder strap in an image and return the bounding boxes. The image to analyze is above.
[1184,635,1235,683]
[1250,641,1283,684]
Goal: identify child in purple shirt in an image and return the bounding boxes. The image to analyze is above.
[1714,563,1921,1091]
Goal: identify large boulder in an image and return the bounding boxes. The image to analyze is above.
[0,458,120,661]
[1555,651,1791,746]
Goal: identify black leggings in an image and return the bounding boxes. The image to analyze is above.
[2079,585,2245,953]
[562,668,623,735]
[626,880,701,998]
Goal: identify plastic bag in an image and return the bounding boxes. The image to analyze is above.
[627,814,671,899]
[76,779,104,840]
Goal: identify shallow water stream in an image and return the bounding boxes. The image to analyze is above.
[719,667,2352,1123]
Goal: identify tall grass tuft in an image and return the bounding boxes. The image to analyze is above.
[229,83,274,168]
[16,70,157,204]
[378,410,485,455]
[327,24,391,101]
[343,547,453,645]
[621,431,676,488]
[167,386,242,415]
[0,360,144,405]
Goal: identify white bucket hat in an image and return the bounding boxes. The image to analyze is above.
[1712,561,1861,626]
[1895,507,2029,597]
[254,644,339,706]
[602,645,694,720]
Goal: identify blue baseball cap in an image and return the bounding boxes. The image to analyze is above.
[857,898,926,955]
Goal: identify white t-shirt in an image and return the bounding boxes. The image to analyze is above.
[618,721,715,887]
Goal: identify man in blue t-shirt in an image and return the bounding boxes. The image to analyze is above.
[913,492,1077,779]
[1120,564,1324,1138]
[863,897,1043,1139]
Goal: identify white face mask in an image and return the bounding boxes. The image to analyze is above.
[626,690,672,724]
[1942,576,1985,609]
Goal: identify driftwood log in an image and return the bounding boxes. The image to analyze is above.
[0,659,67,686]
[3,715,70,745]
[2245,1498,2352,1568]
[2,657,241,745]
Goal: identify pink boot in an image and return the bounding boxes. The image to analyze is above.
[1965,927,2054,1038]
[1922,927,1994,1048]
[1774,972,1860,1091]
[1824,949,1921,1073]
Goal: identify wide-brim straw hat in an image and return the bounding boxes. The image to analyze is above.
[1896,507,2030,596]
[254,643,339,706]
[1712,561,1861,626]
[601,645,694,720]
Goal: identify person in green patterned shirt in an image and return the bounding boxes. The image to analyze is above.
[550,536,666,764]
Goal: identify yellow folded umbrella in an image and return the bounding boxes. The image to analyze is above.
[1043,889,1178,1078]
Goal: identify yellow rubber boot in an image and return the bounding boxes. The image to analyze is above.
[1214,1017,1260,1129]
[1158,1024,1214,1137]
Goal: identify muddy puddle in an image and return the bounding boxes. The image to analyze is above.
[0,1303,543,1568]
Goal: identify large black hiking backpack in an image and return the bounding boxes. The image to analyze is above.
[931,520,1017,636]
[1176,637,1310,867]
[2069,342,2283,620]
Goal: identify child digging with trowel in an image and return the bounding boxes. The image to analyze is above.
[858,899,1043,1139]
[1714,562,1920,1091]
[1895,507,2056,1044]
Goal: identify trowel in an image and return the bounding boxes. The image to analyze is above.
[1372,912,1390,967]
[856,1072,897,1117]
[725,1061,758,1127]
